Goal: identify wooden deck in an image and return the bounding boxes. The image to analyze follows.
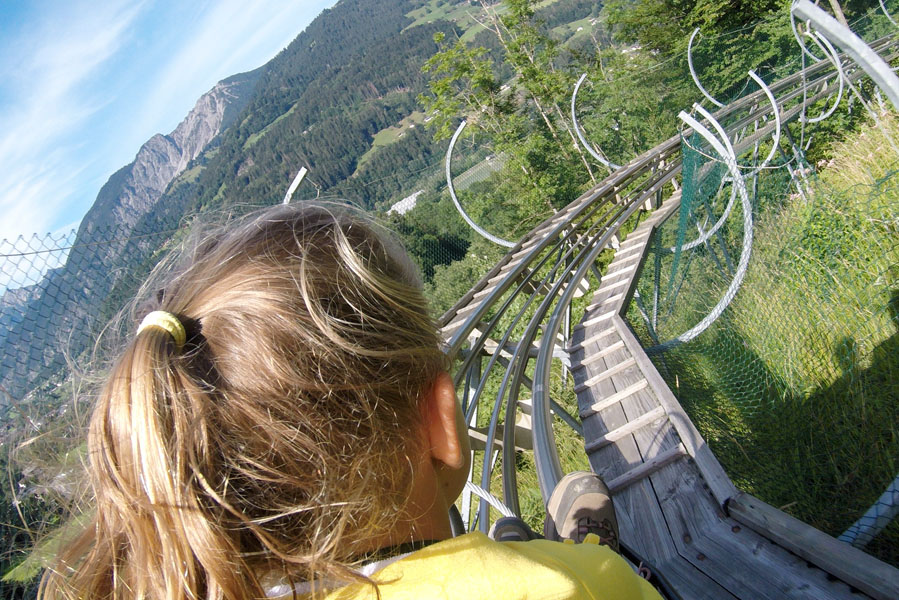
[439,183,899,598]
[433,50,899,591]
[567,195,899,600]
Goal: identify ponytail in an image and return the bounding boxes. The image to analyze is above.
[42,204,445,599]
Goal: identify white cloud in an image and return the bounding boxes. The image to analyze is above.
[133,0,334,141]
[0,0,336,245]
[0,0,147,241]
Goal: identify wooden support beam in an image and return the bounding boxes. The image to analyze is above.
[473,284,498,300]
[727,492,899,600]
[456,300,479,317]
[622,230,652,244]
[488,263,519,285]
[567,327,617,354]
[468,419,532,453]
[587,276,631,300]
[581,379,649,419]
[614,243,644,258]
[607,443,688,494]
[594,292,625,307]
[608,251,643,268]
[604,262,638,280]
[478,338,570,367]
[573,310,615,332]
[574,357,637,393]
[584,405,666,453]
[524,274,591,299]
[571,340,625,368]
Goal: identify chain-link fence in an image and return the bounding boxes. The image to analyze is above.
[1,224,177,423]
[0,194,477,427]
[605,1,899,566]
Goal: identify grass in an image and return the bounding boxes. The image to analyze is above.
[628,111,899,566]
[3,512,90,583]
[353,111,426,174]
[405,0,568,44]
[168,164,205,192]
[1,402,91,587]
[404,0,479,32]
[550,16,595,45]
[243,102,300,149]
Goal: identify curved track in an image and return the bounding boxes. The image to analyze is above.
[441,31,899,600]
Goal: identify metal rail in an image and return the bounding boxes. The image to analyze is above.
[444,29,899,535]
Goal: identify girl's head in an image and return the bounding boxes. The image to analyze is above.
[43,204,465,599]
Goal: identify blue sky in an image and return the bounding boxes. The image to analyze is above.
[0,0,337,243]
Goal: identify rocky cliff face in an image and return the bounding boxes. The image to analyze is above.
[170,78,251,173]
[0,69,262,406]
[79,70,261,239]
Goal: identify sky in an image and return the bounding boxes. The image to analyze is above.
[0,0,338,244]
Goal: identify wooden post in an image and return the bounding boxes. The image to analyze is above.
[727,492,899,600]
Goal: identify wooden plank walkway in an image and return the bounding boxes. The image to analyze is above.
[433,43,899,590]
[568,195,899,600]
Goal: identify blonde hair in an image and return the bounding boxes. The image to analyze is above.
[41,204,446,599]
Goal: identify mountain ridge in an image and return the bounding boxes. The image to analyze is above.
[0,0,438,408]
[77,68,262,241]
[0,67,262,404]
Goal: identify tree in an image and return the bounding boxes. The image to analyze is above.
[419,0,602,233]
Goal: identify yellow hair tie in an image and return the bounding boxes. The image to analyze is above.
[138,311,187,350]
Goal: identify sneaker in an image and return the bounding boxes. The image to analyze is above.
[489,516,540,542]
[544,471,619,552]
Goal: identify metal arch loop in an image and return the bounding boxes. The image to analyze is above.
[880,0,899,28]
[688,28,725,108]
[693,103,734,159]
[649,105,754,353]
[802,31,845,124]
[662,185,737,254]
[446,120,516,248]
[793,0,899,112]
[744,70,782,178]
[571,73,621,170]
[790,2,826,62]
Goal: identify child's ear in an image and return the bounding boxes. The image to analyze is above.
[425,371,466,470]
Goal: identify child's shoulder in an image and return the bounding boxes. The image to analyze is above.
[353,532,661,600]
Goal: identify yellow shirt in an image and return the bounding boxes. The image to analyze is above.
[275,532,662,599]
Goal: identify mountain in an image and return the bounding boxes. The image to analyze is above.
[0,0,607,412]
[77,69,261,248]
[0,0,435,409]
[154,0,451,216]
[0,71,260,406]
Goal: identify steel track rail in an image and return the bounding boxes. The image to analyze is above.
[529,38,898,498]
[450,32,898,530]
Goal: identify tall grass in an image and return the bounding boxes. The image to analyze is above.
[630,112,899,566]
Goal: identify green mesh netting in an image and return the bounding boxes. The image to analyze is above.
[626,120,899,566]
[666,131,729,301]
